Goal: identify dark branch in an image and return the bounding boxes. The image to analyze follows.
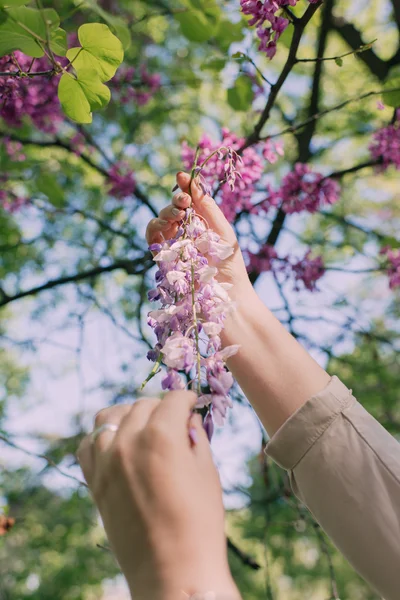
[331,17,392,80]
[2,134,158,217]
[242,0,323,149]
[227,537,261,570]
[0,256,152,308]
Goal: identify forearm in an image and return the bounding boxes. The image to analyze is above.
[223,286,330,437]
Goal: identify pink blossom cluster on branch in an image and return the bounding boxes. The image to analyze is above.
[240,0,319,59]
[0,53,63,133]
[146,206,239,438]
[107,161,136,198]
[369,110,400,171]
[111,65,161,106]
[182,129,283,221]
[259,162,340,214]
[247,244,325,291]
[381,247,400,289]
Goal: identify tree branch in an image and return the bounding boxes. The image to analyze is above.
[2,134,158,217]
[0,256,152,308]
[227,537,261,570]
[0,433,87,488]
[331,17,393,80]
[242,0,323,149]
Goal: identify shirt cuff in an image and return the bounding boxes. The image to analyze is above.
[265,375,354,471]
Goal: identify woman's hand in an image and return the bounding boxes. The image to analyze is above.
[77,391,241,600]
[145,171,253,303]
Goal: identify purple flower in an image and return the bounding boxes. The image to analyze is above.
[182,128,266,222]
[107,161,136,199]
[369,111,400,171]
[203,412,214,442]
[144,201,239,431]
[161,369,186,390]
[278,163,340,214]
[381,246,400,289]
[291,250,325,291]
[0,52,63,132]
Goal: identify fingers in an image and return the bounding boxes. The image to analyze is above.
[145,217,172,246]
[158,205,186,222]
[76,434,94,484]
[147,390,198,440]
[176,172,236,245]
[93,404,132,453]
[116,397,161,439]
[145,197,188,246]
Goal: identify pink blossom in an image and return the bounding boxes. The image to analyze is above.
[182,128,266,221]
[263,138,285,164]
[278,163,340,214]
[291,250,325,291]
[111,64,161,106]
[0,52,63,133]
[241,0,316,59]
[107,161,136,198]
[381,247,400,289]
[369,112,400,171]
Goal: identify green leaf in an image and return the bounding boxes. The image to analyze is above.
[215,19,244,52]
[227,75,254,111]
[50,27,67,56]
[37,172,65,208]
[58,69,110,123]
[58,73,92,123]
[382,66,400,108]
[175,10,218,43]
[66,23,124,82]
[0,6,59,58]
[0,0,30,7]
[279,23,294,49]
[82,1,131,50]
[335,57,343,67]
[200,57,226,71]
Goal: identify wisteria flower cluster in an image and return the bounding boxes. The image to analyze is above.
[381,247,400,290]
[0,52,63,133]
[182,129,282,222]
[240,0,319,59]
[144,151,244,439]
[369,110,400,171]
[260,162,340,214]
[111,65,161,106]
[247,245,325,291]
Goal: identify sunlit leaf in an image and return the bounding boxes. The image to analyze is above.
[66,23,124,82]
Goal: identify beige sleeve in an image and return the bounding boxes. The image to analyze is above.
[265,376,400,600]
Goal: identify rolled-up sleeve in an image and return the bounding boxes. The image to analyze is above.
[265,376,400,600]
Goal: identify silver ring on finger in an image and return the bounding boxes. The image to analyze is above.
[91,423,119,444]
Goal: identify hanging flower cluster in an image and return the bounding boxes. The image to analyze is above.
[259,162,340,214]
[247,245,325,291]
[111,65,161,106]
[240,0,319,59]
[144,149,243,439]
[0,52,63,133]
[380,247,400,289]
[369,110,400,171]
[107,161,136,198]
[182,129,283,222]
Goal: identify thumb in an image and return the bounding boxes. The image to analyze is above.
[176,171,236,245]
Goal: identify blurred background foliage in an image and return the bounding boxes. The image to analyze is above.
[0,0,399,598]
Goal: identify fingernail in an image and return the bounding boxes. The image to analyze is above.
[172,207,181,215]
[159,219,169,226]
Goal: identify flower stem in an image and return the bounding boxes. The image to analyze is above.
[191,262,202,395]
